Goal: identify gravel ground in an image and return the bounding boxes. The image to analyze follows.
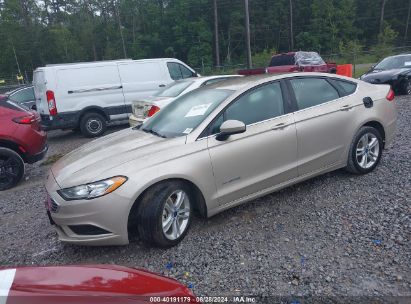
[0,97,410,300]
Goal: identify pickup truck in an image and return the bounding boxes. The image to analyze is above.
[238,51,337,75]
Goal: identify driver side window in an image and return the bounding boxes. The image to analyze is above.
[209,82,285,135]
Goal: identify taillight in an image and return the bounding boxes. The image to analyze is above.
[12,115,35,124]
[46,90,58,116]
[147,105,160,117]
[386,88,395,101]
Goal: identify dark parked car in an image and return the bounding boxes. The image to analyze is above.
[6,86,37,110]
[0,95,47,190]
[360,54,411,95]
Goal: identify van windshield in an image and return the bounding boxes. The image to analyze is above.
[154,81,194,97]
[140,88,233,138]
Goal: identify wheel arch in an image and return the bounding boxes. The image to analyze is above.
[361,120,386,148]
[78,106,110,124]
[0,139,27,162]
[127,177,208,235]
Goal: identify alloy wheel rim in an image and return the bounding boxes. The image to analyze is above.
[407,81,411,95]
[356,133,380,169]
[0,157,19,187]
[87,119,102,133]
[162,190,190,241]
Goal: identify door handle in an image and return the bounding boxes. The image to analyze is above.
[159,84,166,87]
[340,105,353,111]
[271,122,287,130]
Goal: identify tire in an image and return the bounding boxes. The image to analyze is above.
[345,126,383,175]
[0,147,25,191]
[136,181,193,248]
[80,112,107,138]
[400,79,411,96]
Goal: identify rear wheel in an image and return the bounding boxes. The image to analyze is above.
[346,126,383,174]
[136,181,192,248]
[0,148,25,191]
[80,112,107,137]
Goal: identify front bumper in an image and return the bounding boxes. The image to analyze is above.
[26,144,48,164]
[45,171,131,246]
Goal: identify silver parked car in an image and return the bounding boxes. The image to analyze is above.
[45,73,397,247]
[129,75,242,127]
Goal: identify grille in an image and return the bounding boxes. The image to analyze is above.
[68,225,111,236]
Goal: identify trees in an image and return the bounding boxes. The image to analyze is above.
[0,0,408,80]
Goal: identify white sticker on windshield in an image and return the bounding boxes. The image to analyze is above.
[182,128,193,134]
[185,103,212,117]
[404,61,411,66]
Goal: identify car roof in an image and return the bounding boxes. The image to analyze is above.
[206,74,284,91]
[206,72,357,91]
[177,75,241,83]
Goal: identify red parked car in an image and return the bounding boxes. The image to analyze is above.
[0,265,197,303]
[0,95,47,190]
[238,51,337,75]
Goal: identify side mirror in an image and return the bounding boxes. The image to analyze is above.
[216,120,246,141]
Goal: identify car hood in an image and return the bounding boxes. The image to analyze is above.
[2,265,195,303]
[361,68,410,83]
[51,128,185,188]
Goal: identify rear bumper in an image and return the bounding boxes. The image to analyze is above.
[129,114,144,128]
[26,144,48,164]
[41,113,78,131]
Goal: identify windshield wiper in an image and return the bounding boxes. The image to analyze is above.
[142,128,167,138]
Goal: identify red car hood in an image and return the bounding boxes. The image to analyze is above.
[1,265,196,304]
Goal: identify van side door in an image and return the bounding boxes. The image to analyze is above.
[57,65,126,120]
[118,62,171,113]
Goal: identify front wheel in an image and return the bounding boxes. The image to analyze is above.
[346,126,383,175]
[0,148,25,191]
[136,181,192,248]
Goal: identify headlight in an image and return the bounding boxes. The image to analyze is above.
[57,176,127,201]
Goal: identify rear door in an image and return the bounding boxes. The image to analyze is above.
[206,81,298,206]
[287,77,358,176]
[118,61,170,112]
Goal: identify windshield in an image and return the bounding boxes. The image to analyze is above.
[374,56,411,70]
[154,81,194,97]
[141,88,233,138]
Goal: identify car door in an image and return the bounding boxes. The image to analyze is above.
[287,76,357,176]
[206,81,298,206]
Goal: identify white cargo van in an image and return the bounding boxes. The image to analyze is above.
[33,58,198,137]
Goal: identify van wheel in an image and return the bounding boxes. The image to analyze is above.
[0,147,25,191]
[136,181,192,248]
[80,112,107,137]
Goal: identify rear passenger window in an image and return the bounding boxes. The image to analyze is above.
[290,78,339,110]
[332,79,357,96]
[9,87,35,103]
